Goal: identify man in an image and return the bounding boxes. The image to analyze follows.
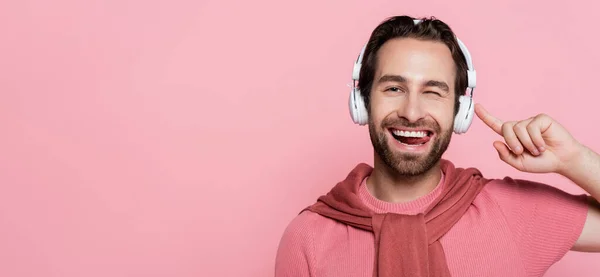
[274,15,600,277]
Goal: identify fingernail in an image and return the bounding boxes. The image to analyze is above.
[514,146,522,152]
[532,149,539,155]
[538,146,545,152]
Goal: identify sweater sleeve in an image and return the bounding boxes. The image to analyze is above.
[486,177,589,275]
[274,211,318,277]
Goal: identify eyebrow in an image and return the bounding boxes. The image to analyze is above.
[424,80,450,92]
[377,74,407,84]
[377,74,450,93]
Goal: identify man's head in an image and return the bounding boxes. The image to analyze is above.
[358,16,469,176]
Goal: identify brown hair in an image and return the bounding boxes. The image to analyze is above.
[358,15,469,115]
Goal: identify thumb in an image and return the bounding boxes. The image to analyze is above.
[493,141,522,170]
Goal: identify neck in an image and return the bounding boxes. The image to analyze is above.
[366,155,442,203]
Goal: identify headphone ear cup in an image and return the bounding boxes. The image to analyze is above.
[349,88,359,124]
[348,88,368,125]
[454,95,474,134]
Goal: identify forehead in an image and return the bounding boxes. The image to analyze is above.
[374,38,456,84]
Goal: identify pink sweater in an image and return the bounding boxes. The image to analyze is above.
[275,172,589,277]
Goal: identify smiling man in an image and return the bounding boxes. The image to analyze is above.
[275,16,600,277]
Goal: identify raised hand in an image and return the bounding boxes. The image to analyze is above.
[474,103,583,175]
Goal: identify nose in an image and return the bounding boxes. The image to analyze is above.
[397,93,425,123]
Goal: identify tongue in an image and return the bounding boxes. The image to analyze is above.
[399,136,430,145]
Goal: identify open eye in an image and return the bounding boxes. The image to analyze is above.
[385,87,402,93]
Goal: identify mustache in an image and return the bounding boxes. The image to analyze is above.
[381,117,441,131]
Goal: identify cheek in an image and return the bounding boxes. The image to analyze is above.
[369,109,387,128]
[430,103,456,129]
[368,97,394,123]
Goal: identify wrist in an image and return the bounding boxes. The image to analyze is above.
[558,142,590,179]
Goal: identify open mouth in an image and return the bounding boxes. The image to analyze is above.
[389,128,433,146]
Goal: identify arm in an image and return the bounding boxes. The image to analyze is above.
[559,144,600,202]
[474,104,600,252]
[559,145,600,252]
[274,212,317,277]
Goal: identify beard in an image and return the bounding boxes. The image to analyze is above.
[368,115,453,177]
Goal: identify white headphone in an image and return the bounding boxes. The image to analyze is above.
[348,19,476,134]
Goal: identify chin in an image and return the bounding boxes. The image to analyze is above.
[389,155,438,176]
[371,128,450,177]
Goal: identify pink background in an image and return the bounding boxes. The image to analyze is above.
[1,0,599,276]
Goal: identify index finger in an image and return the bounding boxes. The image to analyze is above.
[474,103,503,135]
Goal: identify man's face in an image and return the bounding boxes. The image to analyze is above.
[368,38,457,176]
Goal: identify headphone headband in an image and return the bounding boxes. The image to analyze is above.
[352,19,476,89]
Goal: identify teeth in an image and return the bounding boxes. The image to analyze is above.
[392,130,427,138]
